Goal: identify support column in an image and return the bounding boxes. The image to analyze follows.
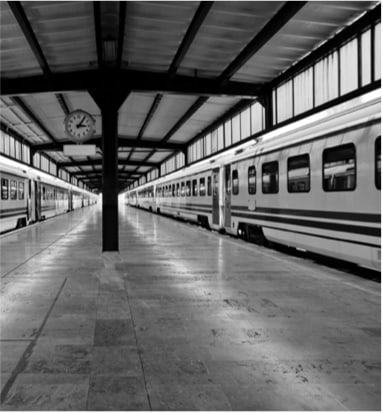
[102,106,119,251]
[89,73,130,252]
[260,90,273,131]
[183,148,188,167]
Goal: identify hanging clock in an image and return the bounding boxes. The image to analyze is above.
[64,109,95,143]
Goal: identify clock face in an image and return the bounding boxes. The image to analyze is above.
[65,110,95,142]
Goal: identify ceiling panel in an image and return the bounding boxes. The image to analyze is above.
[119,93,157,137]
[21,93,67,140]
[21,1,97,73]
[178,1,284,78]
[123,1,199,72]
[0,2,43,77]
[143,94,198,139]
[147,151,173,163]
[169,96,241,143]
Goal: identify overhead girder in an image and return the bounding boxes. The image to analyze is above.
[0,69,264,98]
[218,1,307,84]
[58,159,159,168]
[31,137,185,152]
[168,2,214,77]
[93,1,103,68]
[116,2,127,69]
[8,1,51,76]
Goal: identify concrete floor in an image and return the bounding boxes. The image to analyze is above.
[0,204,380,410]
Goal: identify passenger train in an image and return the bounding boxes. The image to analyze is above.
[0,155,98,234]
[124,90,381,270]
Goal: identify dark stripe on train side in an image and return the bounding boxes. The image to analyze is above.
[232,211,380,237]
[0,206,27,213]
[261,224,380,249]
[161,203,212,214]
[231,205,381,223]
[0,209,27,219]
[161,202,211,210]
[41,206,57,212]
[136,202,380,248]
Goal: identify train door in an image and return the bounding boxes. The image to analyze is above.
[212,168,220,225]
[224,164,231,229]
[28,179,35,222]
[68,190,73,211]
[35,181,41,221]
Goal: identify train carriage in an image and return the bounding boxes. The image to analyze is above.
[0,155,98,234]
[0,164,28,233]
[125,90,380,270]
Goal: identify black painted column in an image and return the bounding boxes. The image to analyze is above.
[102,105,119,251]
[89,73,130,252]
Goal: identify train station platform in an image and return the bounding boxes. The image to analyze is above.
[0,204,380,411]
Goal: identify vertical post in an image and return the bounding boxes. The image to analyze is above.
[261,90,273,131]
[102,105,119,251]
[183,148,188,167]
[89,71,130,252]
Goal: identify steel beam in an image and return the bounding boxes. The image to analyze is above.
[93,1,103,68]
[8,1,51,75]
[58,159,157,168]
[32,136,184,152]
[168,2,213,76]
[1,70,263,98]
[116,2,127,68]
[218,2,306,84]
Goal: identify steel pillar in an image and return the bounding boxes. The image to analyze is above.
[89,78,130,252]
[102,106,119,251]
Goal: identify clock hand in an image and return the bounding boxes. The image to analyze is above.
[76,116,86,127]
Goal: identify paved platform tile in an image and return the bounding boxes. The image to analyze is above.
[94,319,136,346]
[91,345,142,376]
[24,345,92,375]
[87,375,149,411]
[1,382,88,411]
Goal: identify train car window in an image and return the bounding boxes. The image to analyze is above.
[323,143,356,191]
[375,137,381,190]
[10,180,17,200]
[287,154,310,193]
[176,183,180,197]
[43,186,46,200]
[18,182,25,200]
[1,178,9,200]
[181,182,185,196]
[186,181,191,196]
[262,161,279,194]
[192,179,198,196]
[172,184,175,197]
[248,166,256,194]
[232,170,239,195]
[207,176,212,196]
[200,178,206,196]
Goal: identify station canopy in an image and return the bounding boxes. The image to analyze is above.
[0,1,379,192]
